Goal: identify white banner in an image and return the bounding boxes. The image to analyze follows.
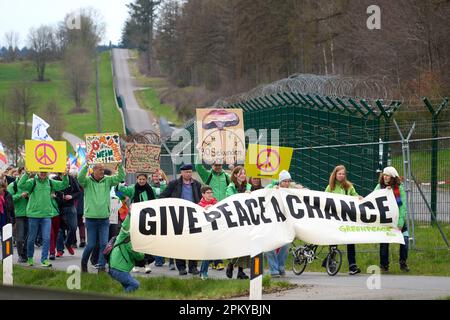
[130,188,405,260]
[32,114,53,141]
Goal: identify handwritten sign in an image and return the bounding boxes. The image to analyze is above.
[25,140,67,173]
[85,133,122,164]
[125,143,161,173]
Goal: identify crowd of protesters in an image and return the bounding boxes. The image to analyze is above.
[0,158,410,292]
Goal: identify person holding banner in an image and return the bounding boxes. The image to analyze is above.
[77,163,125,273]
[117,173,156,274]
[325,165,363,275]
[7,167,29,263]
[160,163,202,276]
[18,170,69,267]
[375,166,410,273]
[225,166,251,280]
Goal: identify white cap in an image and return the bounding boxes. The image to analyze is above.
[383,166,399,178]
[279,170,292,183]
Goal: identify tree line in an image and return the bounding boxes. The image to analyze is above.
[122,0,450,103]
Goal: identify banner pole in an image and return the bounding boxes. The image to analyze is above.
[2,224,13,286]
[249,252,263,300]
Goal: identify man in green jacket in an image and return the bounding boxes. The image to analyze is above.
[78,163,125,272]
[7,167,28,263]
[195,159,230,202]
[18,170,69,267]
[108,214,145,292]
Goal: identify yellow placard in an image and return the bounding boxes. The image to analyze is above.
[245,144,294,179]
[25,140,67,173]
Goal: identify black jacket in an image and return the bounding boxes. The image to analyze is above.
[1,191,15,225]
[160,177,202,204]
[55,175,82,208]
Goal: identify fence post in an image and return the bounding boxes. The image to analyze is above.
[423,97,449,224]
[2,224,13,285]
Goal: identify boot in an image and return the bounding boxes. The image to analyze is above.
[399,260,410,272]
[81,263,88,273]
[237,267,249,280]
[226,263,234,279]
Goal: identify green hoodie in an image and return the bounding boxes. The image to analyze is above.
[325,183,359,197]
[195,162,230,201]
[77,164,126,219]
[374,184,407,228]
[225,182,252,197]
[117,184,156,203]
[17,173,69,219]
[7,177,28,218]
[109,215,145,272]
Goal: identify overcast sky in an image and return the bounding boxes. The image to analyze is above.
[0,0,130,47]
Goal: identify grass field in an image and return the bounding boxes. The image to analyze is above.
[1,266,294,299]
[0,52,124,143]
[135,88,183,126]
[284,223,450,277]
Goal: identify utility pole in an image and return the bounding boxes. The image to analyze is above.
[95,52,102,133]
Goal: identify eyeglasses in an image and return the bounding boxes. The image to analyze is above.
[204,191,213,194]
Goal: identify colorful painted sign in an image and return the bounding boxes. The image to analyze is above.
[85,133,122,164]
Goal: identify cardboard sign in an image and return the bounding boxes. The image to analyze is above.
[245,144,294,179]
[85,133,122,164]
[25,140,67,173]
[196,108,245,165]
[125,143,161,173]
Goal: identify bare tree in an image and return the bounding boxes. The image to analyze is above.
[28,25,56,81]
[63,45,92,112]
[4,31,20,62]
[44,100,66,139]
[9,83,36,139]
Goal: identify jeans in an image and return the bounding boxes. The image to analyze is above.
[176,259,197,271]
[109,268,139,293]
[155,256,165,266]
[56,207,78,252]
[27,218,51,263]
[77,214,86,243]
[15,217,28,259]
[81,218,110,268]
[90,223,120,265]
[347,244,356,267]
[380,236,409,266]
[266,244,290,275]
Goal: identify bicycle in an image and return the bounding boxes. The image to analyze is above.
[291,242,342,276]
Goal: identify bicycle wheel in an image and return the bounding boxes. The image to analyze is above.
[292,248,307,275]
[326,247,342,276]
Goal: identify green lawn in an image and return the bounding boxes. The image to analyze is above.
[284,223,450,276]
[1,266,294,299]
[135,88,183,126]
[0,52,124,144]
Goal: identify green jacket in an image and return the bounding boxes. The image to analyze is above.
[149,181,167,198]
[7,177,28,218]
[374,184,407,228]
[77,164,126,219]
[18,173,69,219]
[117,184,156,203]
[325,183,359,197]
[225,182,252,197]
[109,215,145,272]
[195,162,230,201]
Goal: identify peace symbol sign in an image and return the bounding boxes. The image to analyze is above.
[35,143,57,166]
[256,148,280,173]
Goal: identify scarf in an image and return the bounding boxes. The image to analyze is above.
[381,184,402,207]
[133,183,155,203]
[0,193,5,215]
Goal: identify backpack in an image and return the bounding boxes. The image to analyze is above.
[206,171,230,187]
[103,235,130,263]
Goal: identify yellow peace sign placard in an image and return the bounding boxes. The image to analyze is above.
[25,140,67,173]
[245,144,294,179]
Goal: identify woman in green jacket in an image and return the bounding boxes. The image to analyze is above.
[375,166,409,273]
[108,214,145,292]
[325,165,363,275]
[225,166,252,279]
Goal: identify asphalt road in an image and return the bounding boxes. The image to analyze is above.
[111,48,155,134]
[7,247,450,300]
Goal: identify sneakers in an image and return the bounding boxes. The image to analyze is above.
[270,273,281,278]
[380,265,389,273]
[200,273,208,280]
[216,262,225,271]
[145,265,152,274]
[18,257,27,263]
[79,241,86,248]
[81,263,88,273]
[56,251,64,258]
[66,244,75,255]
[349,265,361,275]
[279,269,286,276]
[400,261,410,272]
[169,263,176,270]
[179,269,188,276]
[237,271,249,279]
[226,263,234,279]
[132,267,141,273]
[49,254,56,261]
[27,258,34,266]
[189,267,200,275]
[41,260,52,268]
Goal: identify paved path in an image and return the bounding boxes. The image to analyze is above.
[111,48,156,134]
[8,248,450,300]
[62,132,83,150]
